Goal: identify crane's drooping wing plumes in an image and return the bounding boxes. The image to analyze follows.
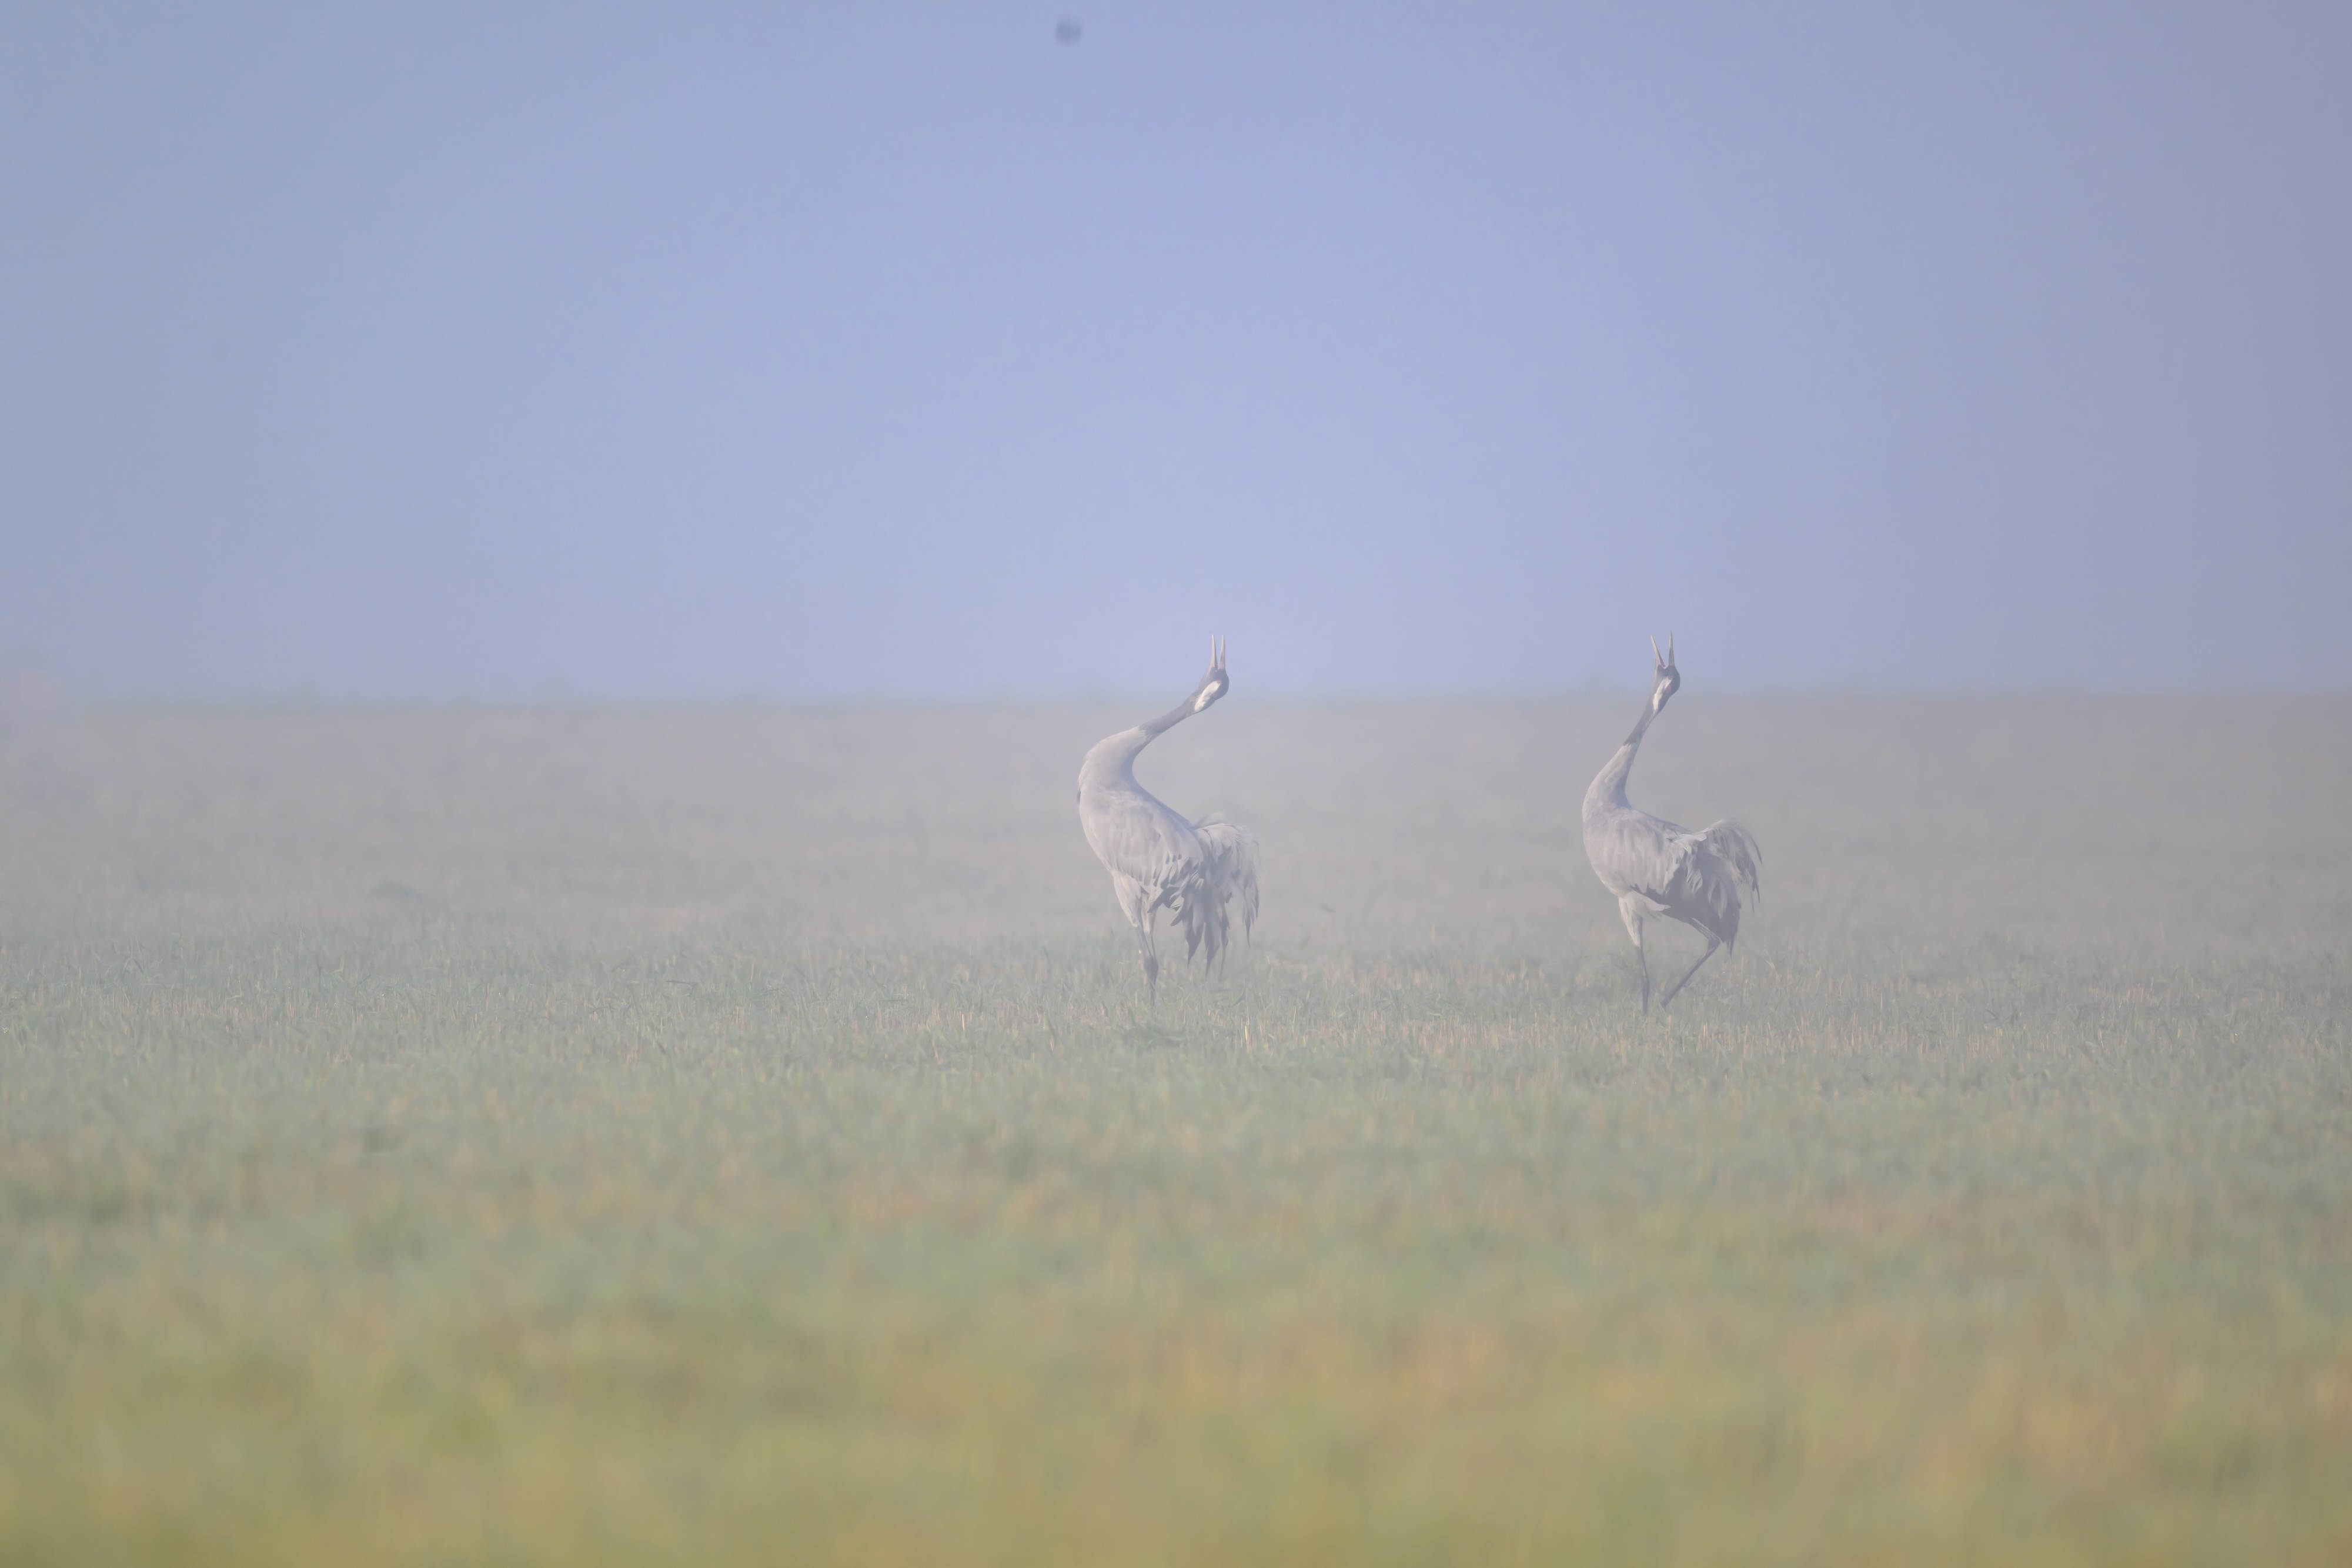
[1663,819,1762,949]
[1696,820,1762,920]
[1182,814,1260,971]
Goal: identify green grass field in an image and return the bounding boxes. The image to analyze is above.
[3,694,2348,1564]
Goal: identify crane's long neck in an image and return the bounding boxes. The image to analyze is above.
[1087,694,1201,784]
[1583,699,1659,817]
[1139,694,1199,742]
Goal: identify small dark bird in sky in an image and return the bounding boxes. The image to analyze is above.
[1055,19,1083,45]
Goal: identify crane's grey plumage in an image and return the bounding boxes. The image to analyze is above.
[1078,638,1261,997]
[1582,636,1763,1011]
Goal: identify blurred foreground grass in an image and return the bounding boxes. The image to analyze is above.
[2,696,2348,1563]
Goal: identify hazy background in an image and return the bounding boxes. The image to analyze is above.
[5,2,2347,701]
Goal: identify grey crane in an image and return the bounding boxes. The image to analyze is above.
[1078,638,1261,997]
[1582,636,1763,1011]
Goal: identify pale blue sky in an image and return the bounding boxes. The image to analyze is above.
[5,3,2347,697]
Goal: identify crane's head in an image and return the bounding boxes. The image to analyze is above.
[1648,633,1680,713]
[1191,636,1230,713]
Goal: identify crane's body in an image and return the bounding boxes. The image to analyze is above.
[1078,640,1259,995]
[1582,637,1762,1011]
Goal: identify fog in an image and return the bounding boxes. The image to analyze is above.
[5,3,2347,699]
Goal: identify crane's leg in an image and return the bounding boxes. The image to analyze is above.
[1131,917,1160,1003]
[1117,879,1160,1003]
[1658,936,1722,1010]
[1618,897,1650,1013]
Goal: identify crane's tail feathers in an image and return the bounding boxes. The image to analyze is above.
[1699,819,1762,899]
[1181,814,1261,972]
[1195,815,1260,936]
[1696,820,1763,950]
